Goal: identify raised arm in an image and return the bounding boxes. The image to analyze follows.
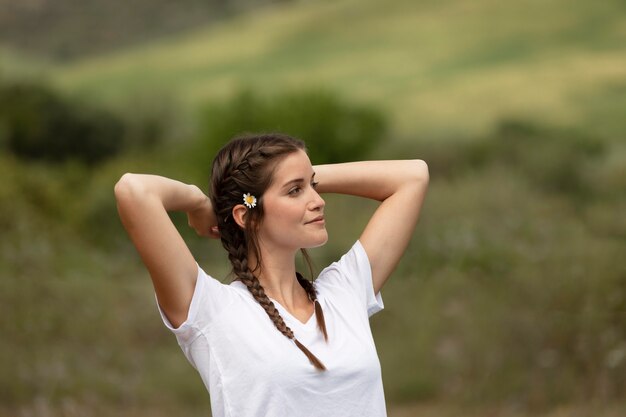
[314,160,429,293]
[114,173,217,327]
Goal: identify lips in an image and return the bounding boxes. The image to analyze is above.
[306,216,325,224]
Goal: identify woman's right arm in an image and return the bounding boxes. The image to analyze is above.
[114,173,218,328]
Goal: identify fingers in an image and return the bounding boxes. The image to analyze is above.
[208,226,220,239]
[196,225,220,239]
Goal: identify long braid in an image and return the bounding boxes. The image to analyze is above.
[226,238,293,340]
[226,238,326,370]
[210,134,327,371]
[296,272,328,342]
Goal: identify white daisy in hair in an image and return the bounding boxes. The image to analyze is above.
[243,193,257,208]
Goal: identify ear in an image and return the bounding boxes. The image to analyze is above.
[232,204,248,229]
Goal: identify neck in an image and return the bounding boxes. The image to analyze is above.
[248,246,304,310]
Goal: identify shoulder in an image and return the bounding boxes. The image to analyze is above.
[317,240,371,281]
[158,265,247,334]
[315,240,384,317]
[315,240,372,298]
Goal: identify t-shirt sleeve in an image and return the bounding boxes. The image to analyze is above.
[155,264,234,346]
[318,240,384,317]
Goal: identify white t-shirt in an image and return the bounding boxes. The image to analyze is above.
[157,240,386,417]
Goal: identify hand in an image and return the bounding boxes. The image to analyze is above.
[187,193,220,239]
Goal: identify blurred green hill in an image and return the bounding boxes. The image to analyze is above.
[48,0,626,140]
[0,0,277,60]
[1,0,625,415]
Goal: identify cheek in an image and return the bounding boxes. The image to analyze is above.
[266,200,302,222]
[260,204,296,232]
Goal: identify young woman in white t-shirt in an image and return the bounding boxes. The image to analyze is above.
[114,133,429,416]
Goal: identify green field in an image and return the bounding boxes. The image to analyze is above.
[51,0,626,140]
[2,0,626,415]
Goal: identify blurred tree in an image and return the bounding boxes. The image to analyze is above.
[493,119,605,198]
[0,0,278,60]
[416,119,606,202]
[0,80,125,164]
[193,88,387,175]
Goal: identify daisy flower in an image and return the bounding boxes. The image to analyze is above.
[243,193,257,208]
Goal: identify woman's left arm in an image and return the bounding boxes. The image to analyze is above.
[314,160,429,293]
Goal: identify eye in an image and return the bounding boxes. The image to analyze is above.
[288,186,302,195]
[311,180,319,189]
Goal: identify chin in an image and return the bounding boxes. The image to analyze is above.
[310,240,328,249]
[300,231,328,249]
[310,232,329,248]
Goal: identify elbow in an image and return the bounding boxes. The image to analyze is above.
[407,159,429,185]
[398,160,428,198]
[384,160,428,200]
[114,173,143,203]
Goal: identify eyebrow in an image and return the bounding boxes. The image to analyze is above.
[281,172,316,189]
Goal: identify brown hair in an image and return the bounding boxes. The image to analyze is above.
[209,133,328,370]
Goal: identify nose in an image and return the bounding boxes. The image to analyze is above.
[309,187,325,211]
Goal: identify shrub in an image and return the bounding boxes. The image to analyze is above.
[492,119,605,199]
[412,119,606,202]
[192,88,387,174]
[0,80,125,164]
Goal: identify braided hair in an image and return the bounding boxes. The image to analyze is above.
[210,133,328,370]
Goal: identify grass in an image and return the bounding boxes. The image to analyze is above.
[2,142,624,412]
[1,0,625,414]
[3,401,625,417]
[374,163,626,405]
[47,0,626,139]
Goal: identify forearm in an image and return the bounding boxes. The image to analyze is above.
[114,174,212,328]
[114,173,208,212]
[314,159,429,201]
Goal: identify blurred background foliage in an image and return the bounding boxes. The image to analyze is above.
[0,80,127,163]
[192,88,387,170]
[0,0,278,61]
[1,0,625,416]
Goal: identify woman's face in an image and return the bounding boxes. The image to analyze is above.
[257,150,327,253]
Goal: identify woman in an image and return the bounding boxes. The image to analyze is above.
[114,133,429,417]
